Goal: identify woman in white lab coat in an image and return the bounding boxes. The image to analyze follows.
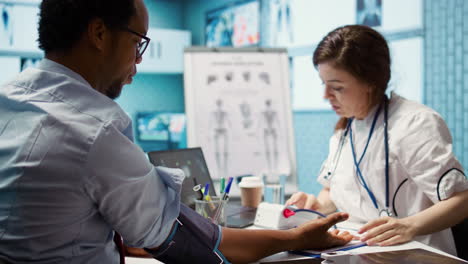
[286,25,468,256]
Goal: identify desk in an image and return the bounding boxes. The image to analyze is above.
[256,221,466,263]
[126,221,465,264]
[126,239,465,264]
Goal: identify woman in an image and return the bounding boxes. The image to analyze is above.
[286,25,468,256]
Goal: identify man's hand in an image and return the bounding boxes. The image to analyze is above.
[358,216,417,246]
[291,212,353,250]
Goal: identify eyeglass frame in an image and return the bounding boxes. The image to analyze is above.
[120,27,151,59]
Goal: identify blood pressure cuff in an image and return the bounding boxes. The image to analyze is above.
[145,204,231,264]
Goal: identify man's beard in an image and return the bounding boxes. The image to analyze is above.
[106,82,124,100]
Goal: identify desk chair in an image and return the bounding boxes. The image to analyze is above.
[452,218,468,260]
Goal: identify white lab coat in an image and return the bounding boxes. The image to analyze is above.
[318,93,468,256]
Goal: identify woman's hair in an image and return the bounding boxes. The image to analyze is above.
[312,25,391,130]
[38,0,136,53]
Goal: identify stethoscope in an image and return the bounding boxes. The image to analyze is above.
[327,97,393,217]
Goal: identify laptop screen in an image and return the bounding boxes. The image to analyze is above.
[147,147,217,208]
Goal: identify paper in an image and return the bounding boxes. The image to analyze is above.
[344,248,467,264]
[301,240,367,255]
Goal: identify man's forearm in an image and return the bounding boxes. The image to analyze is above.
[219,228,295,264]
[219,212,352,264]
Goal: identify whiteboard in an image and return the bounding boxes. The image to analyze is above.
[184,48,296,183]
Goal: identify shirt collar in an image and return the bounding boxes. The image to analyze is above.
[38,58,92,88]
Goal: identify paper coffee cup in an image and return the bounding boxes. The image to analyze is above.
[238,176,264,208]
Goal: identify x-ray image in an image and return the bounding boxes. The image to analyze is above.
[21,58,41,71]
[206,11,234,47]
[268,0,294,46]
[0,4,14,47]
[357,0,382,27]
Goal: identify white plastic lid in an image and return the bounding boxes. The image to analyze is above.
[238,176,264,188]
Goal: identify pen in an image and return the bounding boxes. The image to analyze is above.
[221,177,234,201]
[213,177,233,223]
[203,182,211,201]
[220,177,226,194]
[203,182,216,211]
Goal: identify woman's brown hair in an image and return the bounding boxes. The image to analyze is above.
[312,25,391,131]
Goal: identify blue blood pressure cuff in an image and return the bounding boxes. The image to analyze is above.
[145,204,231,264]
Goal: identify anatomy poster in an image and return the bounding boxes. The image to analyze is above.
[184,48,296,181]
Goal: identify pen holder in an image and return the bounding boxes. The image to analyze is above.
[194,197,227,226]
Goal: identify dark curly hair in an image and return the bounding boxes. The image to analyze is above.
[38,0,136,53]
[313,25,391,130]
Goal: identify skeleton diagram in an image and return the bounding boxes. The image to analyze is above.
[210,99,231,179]
[259,99,280,176]
[0,4,13,46]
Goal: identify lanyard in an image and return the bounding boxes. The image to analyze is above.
[349,101,387,211]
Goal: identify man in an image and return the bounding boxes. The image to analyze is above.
[0,0,352,263]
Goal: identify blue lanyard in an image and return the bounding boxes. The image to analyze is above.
[349,103,383,210]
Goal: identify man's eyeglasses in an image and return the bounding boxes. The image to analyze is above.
[121,27,151,59]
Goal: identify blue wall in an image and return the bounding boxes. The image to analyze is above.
[424,0,468,170]
[293,112,338,194]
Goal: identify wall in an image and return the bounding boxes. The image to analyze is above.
[424,0,468,169]
[116,0,186,152]
[293,112,338,194]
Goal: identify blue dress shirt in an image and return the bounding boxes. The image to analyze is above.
[0,59,183,263]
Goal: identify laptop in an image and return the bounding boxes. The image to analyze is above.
[147,147,256,228]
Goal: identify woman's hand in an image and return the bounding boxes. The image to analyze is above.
[358,217,418,246]
[286,192,322,210]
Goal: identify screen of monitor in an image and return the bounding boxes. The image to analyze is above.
[205,0,260,47]
[148,147,216,208]
[136,112,186,146]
